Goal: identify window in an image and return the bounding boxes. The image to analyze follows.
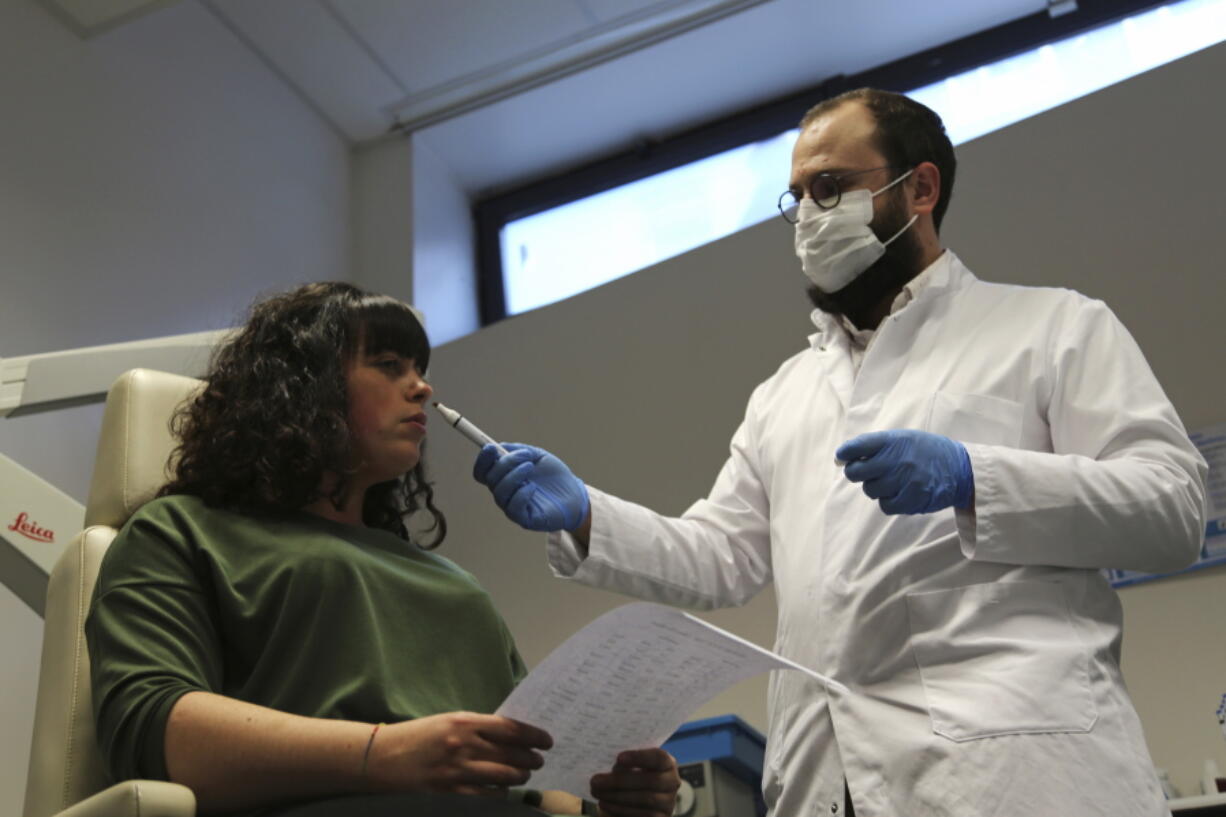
[908,0,1226,145]
[499,129,794,316]
[480,0,1226,321]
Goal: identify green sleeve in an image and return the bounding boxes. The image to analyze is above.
[85,503,224,782]
[508,635,529,687]
[458,560,529,689]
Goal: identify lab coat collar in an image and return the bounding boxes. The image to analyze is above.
[806,249,973,350]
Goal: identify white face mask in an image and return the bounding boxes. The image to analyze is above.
[793,169,917,293]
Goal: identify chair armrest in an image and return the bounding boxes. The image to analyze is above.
[49,780,195,817]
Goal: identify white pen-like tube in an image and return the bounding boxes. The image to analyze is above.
[433,402,509,456]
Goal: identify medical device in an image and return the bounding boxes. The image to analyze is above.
[433,402,508,455]
[663,716,767,817]
[1,330,229,615]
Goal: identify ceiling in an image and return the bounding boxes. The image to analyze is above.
[45,0,1050,195]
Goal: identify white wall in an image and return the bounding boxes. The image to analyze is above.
[426,38,1226,798]
[350,137,414,306]
[0,1,349,812]
[349,129,480,346]
[410,130,481,345]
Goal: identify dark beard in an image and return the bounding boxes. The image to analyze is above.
[805,196,924,330]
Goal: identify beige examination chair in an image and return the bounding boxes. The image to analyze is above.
[24,369,202,817]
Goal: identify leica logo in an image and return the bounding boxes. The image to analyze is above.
[7,512,55,543]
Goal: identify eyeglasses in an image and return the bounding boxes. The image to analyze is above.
[777,166,898,224]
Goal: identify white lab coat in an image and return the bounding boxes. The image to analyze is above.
[548,252,1207,817]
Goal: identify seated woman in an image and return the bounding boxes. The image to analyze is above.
[85,282,679,817]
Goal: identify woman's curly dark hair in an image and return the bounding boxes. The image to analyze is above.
[159,281,446,548]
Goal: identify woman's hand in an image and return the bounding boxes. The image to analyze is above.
[589,748,681,817]
[365,712,552,797]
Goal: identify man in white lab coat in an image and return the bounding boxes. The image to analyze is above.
[474,89,1208,817]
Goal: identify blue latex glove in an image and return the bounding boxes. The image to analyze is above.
[472,442,590,532]
[835,429,973,515]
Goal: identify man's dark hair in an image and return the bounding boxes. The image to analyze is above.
[800,88,957,231]
[159,281,446,548]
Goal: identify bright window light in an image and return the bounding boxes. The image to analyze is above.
[908,0,1226,143]
[500,130,793,316]
[500,0,1226,316]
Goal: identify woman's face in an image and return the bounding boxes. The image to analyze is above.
[345,348,432,484]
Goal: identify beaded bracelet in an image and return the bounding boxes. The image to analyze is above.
[361,722,385,778]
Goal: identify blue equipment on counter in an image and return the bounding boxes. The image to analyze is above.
[663,715,766,817]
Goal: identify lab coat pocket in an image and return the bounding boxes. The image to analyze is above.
[906,581,1097,741]
[927,391,1023,447]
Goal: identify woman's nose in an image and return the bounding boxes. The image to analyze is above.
[407,375,432,402]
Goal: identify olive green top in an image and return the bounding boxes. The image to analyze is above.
[86,493,527,793]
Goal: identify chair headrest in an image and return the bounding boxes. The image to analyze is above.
[85,369,204,529]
